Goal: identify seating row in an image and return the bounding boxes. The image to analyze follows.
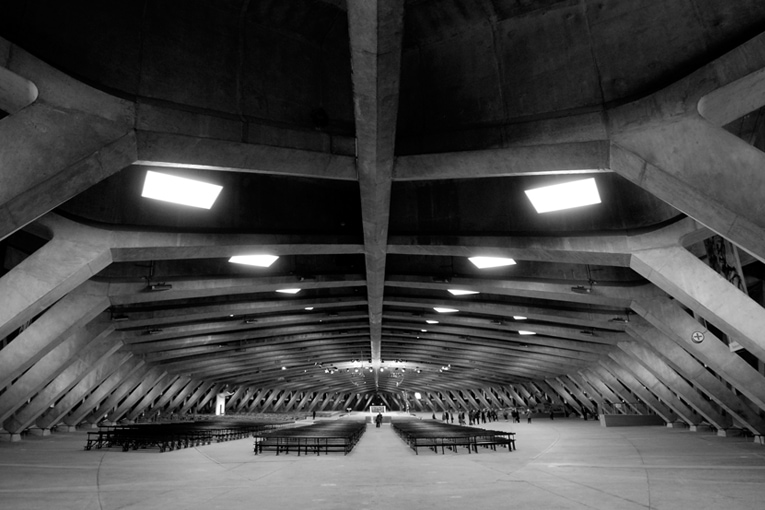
[391,419,516,455]
[85,420,286,452]
[253,420,366,456]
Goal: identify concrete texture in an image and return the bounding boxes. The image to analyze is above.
[1,415,764,510]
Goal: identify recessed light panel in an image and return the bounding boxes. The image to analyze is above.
[425,320,439,324]
[141,170,222,209]
[229,255,279,267]
[448,289,479,296]
[513,315,527,320]
[518,330,536,335]
[276,288,301,294]
[434,307,459,313]
[468,256,516,269]
[524,177,601,214]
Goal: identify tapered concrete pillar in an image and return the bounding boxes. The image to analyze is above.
[619,341,730,430]
[0,283,110,391]
[544,378,584,414]
[35,352,133,430]
[126,375,180,422]
[160,379,197,417]
[579,370,626,411]
[595,363,676,423]
[631,245,765,363]
[503,385,526,407]
[0,316,114,423]
[628,317,765,434]
[106,370,168,423]
[634,297,765,410]
[83,366,156,424]
[609,352,700,426]
[63,358,146,427]
[177,381,216,416]
[3,337,124,434]
[224,386,247,413]
[531,381,562,407]
[150,376,192,417]
[557,376,597,413]
[567,374,609,409]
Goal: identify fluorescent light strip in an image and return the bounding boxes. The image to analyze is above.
[276,288,301,294]
[434,307,459,313]
[468,256,516,269]
[425,320,439,324]
[524,177,601,214]
[513,315,527,320]
[448,289,479,296]
[141,170,222,209]
[518,330,536,335]
[229,255,279,267]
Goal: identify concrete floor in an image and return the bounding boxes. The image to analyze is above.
[2,414,765,510]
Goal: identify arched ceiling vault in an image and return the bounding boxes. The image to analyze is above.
[3,1,765,426]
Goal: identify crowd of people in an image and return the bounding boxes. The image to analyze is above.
[434,408,538,425]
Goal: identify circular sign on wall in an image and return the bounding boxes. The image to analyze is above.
[691,331,705,344]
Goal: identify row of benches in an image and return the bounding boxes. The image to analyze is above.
[392,419,516,455]
[253,420,367,456]
[85,420,286,452]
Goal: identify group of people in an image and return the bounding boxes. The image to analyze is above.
[433,408,540,425]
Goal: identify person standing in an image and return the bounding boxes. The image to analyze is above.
[526,409,532,424]
[375,412,383,428]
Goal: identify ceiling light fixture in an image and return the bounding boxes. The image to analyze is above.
[304,307,314,311]
[447,289,479,296]
[229,254,279,267]
[513,315,527,320]
[433,307,459,313]
[518,330,536,335]
[425,320,439,324]
[141,170,222,209]
[524,177,601,214]
[468,256,516,269]
[276,288,301,294]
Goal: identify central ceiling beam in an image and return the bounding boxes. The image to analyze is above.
[347,0,405,376]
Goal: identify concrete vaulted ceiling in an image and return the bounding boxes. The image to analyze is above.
[3,0,765,425]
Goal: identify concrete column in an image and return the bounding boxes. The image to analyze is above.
[106,370,168,423]
[628,317,765,434]
[531,380,562,406]
[251,389,274,412]
[634,297,765,410]
[177,381,216,416]
[0,316,114,423]
[619,341,730,430]
[63,358,146,427]
[631,245,765,363]
[543,379,583,414]
[125,375,180,422]
[224,386,247,413]
[503,385,526,406]
[579,370,625,411]
[160,379,197,417]
[609,352,700,426]
[270,390,292,412]
[35,352,133,430]
[195,383,224,414]
[82,365,155,425]
[515,384,538,406]
[0,284,110,391]
[594,363,676,423]
[567,374,609,409]
[3,338,124,434]
[556,376,597,413]
[150,376,193,416]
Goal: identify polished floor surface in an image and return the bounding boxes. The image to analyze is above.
[2,414,764,510]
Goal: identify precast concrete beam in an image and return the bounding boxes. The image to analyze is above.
[126,375,181,422]
[628,316,765,432]
[543,378,583,414]
[633,297,765,410]
[567,374,608,409]
[631,246,765,362]
[619,341,731,429]
[595,362,676,423]
[106,370,168,423]
[160,379,198,417]
[63,358,146,427]
[556,377,596,413]
[0,37,135,241]
[0,317,114,423]
[177,381,216,416]
[2,335,123,433]
[579,370,624,410]
[35,352,133,430]
[83,364,155,425]
[0,285,110,390]
[347,0,405,365]
[609,352,700,426]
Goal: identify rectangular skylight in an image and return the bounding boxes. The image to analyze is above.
[448,289,479,296]
[468,256,516,269]
[276,288,301,294]
[524,177,601,214]
[229,255,279,267]
[434,307,459,313]
[141,170,222,209]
